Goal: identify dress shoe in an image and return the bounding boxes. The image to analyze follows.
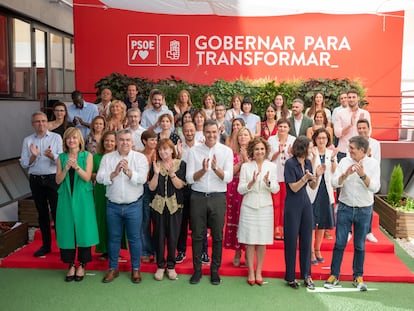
[154,268,165,281]
[287,280,299,289]
[247,278,255,286]
[75,263,85,282]
[102,269,119,283]
[65,264,76,282]
[304,277,315,290]
[210,271,221,285]
[315,250,325,263]
[131,269,142,283]
[141,255,151,263]
[189,270,202,284]
[34,246,51,257]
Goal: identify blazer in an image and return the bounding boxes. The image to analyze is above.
[306,148,336,205]
[288,115,314,137]
[238,160,280,209]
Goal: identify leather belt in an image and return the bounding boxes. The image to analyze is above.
[192,190,225,198]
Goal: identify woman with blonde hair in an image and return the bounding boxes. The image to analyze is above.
[224,127,254,267]
[55,127,99,282]
[225,118,246,152]
[107,100,127,131]
[202,93,216,120]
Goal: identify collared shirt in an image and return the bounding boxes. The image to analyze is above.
[294,116,303,138]
[96,101,111,118]
[127,125,146,152]
[67,102,99,138]
[334,107,371,153]
[96,150,149,204]
[369,137,381,164]
[186,142,233,193]
[141,107,174,133]
[20,131,63,175]
[239,113,260,135]
[181,140,201,163]
[332,155,380,207]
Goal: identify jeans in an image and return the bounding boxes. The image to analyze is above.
[106,198,143,270]
[330,202,372,279]
[141,184,154,256]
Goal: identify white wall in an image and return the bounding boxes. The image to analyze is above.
[0,0,73,35]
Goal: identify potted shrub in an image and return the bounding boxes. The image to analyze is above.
[374,164,414,238]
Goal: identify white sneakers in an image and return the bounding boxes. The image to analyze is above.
[366,232,378,243]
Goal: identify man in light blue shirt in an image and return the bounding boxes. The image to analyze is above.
[140,89,174,133]
[67,90,98,139]
[21,111,63,257]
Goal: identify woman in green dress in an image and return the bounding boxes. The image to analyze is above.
[56,127,99,282]
[92,130,117,258]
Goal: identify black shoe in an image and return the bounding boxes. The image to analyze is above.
[287,280,299,289]
[304,277,315,290]
[65,264,76,282]
[75,263,85,282]
[34,246,51,257]
[175,252,186,264]
[189,270,202,284]
[210,272,221,285]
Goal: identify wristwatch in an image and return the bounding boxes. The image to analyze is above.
[360,174,367,181]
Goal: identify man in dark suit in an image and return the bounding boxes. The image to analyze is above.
[288,99,313,137]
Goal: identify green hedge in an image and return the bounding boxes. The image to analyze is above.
[95,72,365,118]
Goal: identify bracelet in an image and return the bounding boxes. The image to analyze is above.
[170,175,177,179]
[75,166,80,171]
[330,159,335,163]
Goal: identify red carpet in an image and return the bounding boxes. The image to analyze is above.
[2,212,414,283]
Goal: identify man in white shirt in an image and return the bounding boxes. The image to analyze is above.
[325,136,380,291]
[186,120,233,285]
[357,119,381,243]
[97,129,149,284]
[20,111,63,257]
[96,88,112,118]
[126,108,145,152]
[332,91,348,147]
[140,89,174,133]
[334,89,371,162]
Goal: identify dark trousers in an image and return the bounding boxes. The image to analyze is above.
[177,187,208,254]
[60,247,92,264]
[29,174,58,249]
[152,208,182,269]
[190,191,226,272]
[284,203,313,281]
[335,152,347,201]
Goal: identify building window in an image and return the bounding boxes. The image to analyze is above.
[12,18,31,98]
[0,12,74,101]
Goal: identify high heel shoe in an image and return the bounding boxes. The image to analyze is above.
[75,263,85,282]
[247,279,255,286]
[311,252,318,265]
[315,250,325,263]
[255,279,264,286]
[65,264,76,282]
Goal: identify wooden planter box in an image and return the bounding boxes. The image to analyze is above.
[0,222,28,257]
[18,199,39,227]
[374,195,414,238]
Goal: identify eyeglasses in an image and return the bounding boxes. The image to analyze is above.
[54,109,65,112]
[215,109,226,112]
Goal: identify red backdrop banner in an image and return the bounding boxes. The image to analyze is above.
[73,1,404,139]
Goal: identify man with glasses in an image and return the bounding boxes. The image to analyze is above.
[20,112,63,257]
[214,102,231,144]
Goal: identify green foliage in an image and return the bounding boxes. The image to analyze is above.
[386,164,404,207]
[396,197,414,212]
[94,73,366,118]
[296,78,365,110]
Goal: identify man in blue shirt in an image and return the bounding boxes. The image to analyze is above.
[21,112,63,257]
[67,90,98,139]
[140,89,174,133]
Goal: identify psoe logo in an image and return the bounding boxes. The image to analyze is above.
[128,34,158,66]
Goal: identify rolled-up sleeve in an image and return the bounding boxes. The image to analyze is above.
[221,147,233,184]
[96,154,113,186]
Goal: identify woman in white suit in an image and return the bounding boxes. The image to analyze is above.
[308,128,337,265]
[238,137,279,286]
